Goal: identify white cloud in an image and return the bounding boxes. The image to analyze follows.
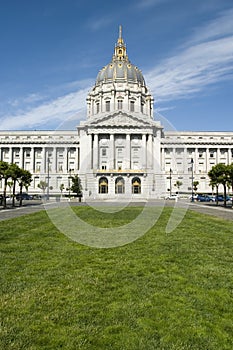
[0,88,89,130]
[87,17,114,31]
[145,9,233,102]
[190,8,233,44]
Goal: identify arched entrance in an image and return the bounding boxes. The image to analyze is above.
[115,177,125,194]
[132,177,141,194]
[99,177,108,194]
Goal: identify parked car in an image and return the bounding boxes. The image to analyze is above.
[196,194,211,202]
[16,193,33,201]
[165,194,179,200]
[31,194,42,200]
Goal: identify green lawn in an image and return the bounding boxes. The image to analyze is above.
[0,206,233,350]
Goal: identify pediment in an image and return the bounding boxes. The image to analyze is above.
[83,112,155,128]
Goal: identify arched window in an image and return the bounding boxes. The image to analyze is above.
[132,177,141,194]
[117,99,123,110]
[115,177,125,194]
[99,177,108,194]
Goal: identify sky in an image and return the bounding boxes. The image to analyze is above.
[0,0,233,132]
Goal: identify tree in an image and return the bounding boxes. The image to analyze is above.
[60,183,65,197]
[70,175,82,198]
[208,163,229,207]
[193,181,199,194]
[227,163,233,194]
[37,180,48,197]
[227,163,233,207]
[18,170,32,206]
[174,180,182,194]
[0,161,11,208]
[7,181,13,195]
[8,163,23,207]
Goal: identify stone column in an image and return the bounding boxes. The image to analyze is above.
[228,148,232,165]
[125,134,131,169]
[51,147,56,173]
[216,148,221,163]
[142,134,147,168]
[9,147,13,164]
[93,134,99,170]
[194,148,198,174]
[32,147,35,172]
[147,134,153,169]
[206,148,210,172]
[161,147,165,171]
[76,147,80,171]
[64,147,68,173]
[109,134,115,169]
[19,147,23,169]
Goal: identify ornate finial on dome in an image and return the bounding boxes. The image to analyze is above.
[118,25,123,44]
[114,25,127,60]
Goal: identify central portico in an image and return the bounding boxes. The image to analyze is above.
[77,26,165,199]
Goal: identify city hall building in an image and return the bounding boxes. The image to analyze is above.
[1,28,233,199]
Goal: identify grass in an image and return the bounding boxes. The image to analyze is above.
[0,206,233,350]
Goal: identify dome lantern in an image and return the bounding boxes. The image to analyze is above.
[95,26,145,86]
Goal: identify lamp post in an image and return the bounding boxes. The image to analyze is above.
[47,157,50,200]
[169,168,172,195]
[191,158,194,202]
[68,168,71,199]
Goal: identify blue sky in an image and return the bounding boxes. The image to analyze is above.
[0,0,233,131]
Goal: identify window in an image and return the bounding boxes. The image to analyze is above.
[25,162,30,170]
[117,148,123,157]
[96,103,100,113]
[106,101,110,112]
[58,162,63,172]
[132,148,139,157]
[36,162,41,172]
[130,101,135,112]
[141,103,144,113]
[99,177,108,194]
[117,161,122,170]
[115,177,125,194]
[14,150,20,158]
[69,149,75,158]
[132,177,141,194]
[35,149,42,158]
[118,100,123,110]
[102,148,107,157]
[25,149,31,157]
[58,149,64,158]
